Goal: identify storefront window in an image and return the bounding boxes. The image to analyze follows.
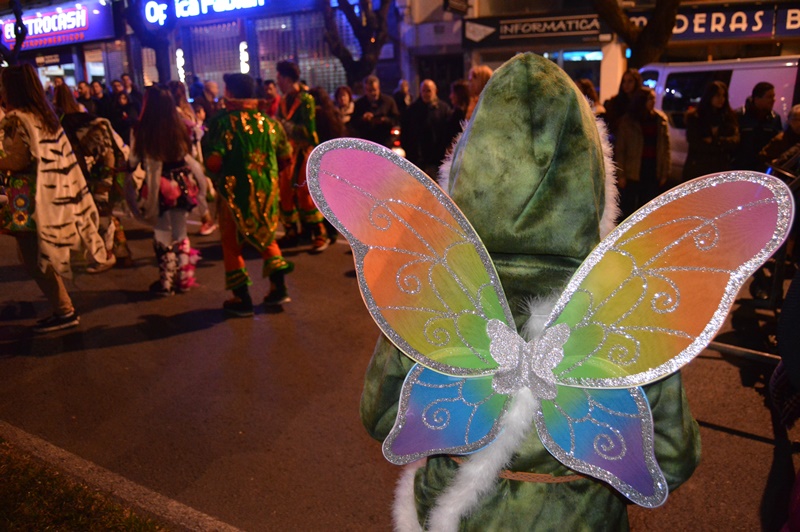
[85,46,106,84]
[256,11,359,93]
[37,62,77,91]
[190,21,242,89]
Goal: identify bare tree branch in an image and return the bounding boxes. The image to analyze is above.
[592,0,681,68]
[323,0,395,86]
[0,0,27,65]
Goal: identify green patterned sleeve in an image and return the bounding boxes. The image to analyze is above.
[304,93,318,146]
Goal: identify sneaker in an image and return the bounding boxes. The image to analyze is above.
[264,285,290,306]
[223,296,254,317]
[199,221,218,236]
[311,234,330,253]
[149,280,174,297]
[33,312,80,333]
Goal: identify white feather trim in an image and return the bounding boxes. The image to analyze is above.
[424,389,538,532]
[437,124,465,193]
[520,294,561,342]
[596,117,619,239]
[394,461,425,532]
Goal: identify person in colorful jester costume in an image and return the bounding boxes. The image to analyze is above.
[360,54,701,530]
[203,73,295,316]
[275,60,330,252]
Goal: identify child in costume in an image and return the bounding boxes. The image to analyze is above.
[308,53,793,531]
[202,73,294,316]
[128,85,204,296]
[357,53,702,531]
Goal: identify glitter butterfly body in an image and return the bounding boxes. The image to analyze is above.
[306,138,794,507]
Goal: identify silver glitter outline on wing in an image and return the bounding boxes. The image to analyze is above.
[382,363,511,465]
[546,171,794,388]
[307,138,515,377]
[533,386,668,508]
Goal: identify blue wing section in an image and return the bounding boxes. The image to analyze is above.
[534,385,668,507]
[383,364,511,465]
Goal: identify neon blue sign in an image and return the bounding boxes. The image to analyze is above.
[143,0,315,25]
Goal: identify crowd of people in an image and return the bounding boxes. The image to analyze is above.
[585,68,800,220]
[3,58,800,333]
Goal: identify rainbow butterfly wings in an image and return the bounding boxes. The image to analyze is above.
[306,138,793,507]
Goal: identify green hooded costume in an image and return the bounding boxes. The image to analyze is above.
[360,54,700,530]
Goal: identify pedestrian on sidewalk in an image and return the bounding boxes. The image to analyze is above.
[0,64,114,333]
[128,85,205,296]
[203,73,295,316]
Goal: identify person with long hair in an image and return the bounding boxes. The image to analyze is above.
[446,79,470,147]
[466,64,493,120]
[203,73,295,315]
[0,64,113,332]
[603,68,643,141]
[128,85,205,295]
[168,79,217,236]
[53,84,86,115]
[682,80,740,181]
[55,84,133,268]
[575,78,606,117]
[614,87,671,219]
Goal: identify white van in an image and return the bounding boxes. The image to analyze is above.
[640,55,800,179]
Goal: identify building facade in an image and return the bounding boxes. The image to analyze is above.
[0,0,130,91]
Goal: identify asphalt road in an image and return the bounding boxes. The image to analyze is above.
[1,213,798,531]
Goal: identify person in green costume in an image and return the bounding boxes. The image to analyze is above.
[275,60,330,252]
[360,54,701,530]
[203,73,295,316]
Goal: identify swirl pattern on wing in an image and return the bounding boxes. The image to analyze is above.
[383,364,511,465]
[534,386,667,507]
[547,172,794,387]
[307,139,514,376]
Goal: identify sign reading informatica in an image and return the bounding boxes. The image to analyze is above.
[464,13,613,47]
[0,0,116,50]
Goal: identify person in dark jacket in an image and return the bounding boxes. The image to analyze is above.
[393,79,411,116]
[735,81,783,172]
[760,104,800,168]
[682,80,739,181]
[603,68,643,144]
[401,79,452,178]
[76,81,96,115]
[110,91,138,145]
[446,79,470,146]
[121,73,143,116]
[91,80,113,119]
[352,75,400,147]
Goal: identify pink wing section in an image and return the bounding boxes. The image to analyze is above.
[306,139,514,376]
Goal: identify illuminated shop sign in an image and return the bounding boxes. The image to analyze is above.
[143,0,316,25]
[629,4,800,41]
[464,13,612,47]
[0,0,116,50]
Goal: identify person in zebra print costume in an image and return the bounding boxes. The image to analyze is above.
[0,64,114,333]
